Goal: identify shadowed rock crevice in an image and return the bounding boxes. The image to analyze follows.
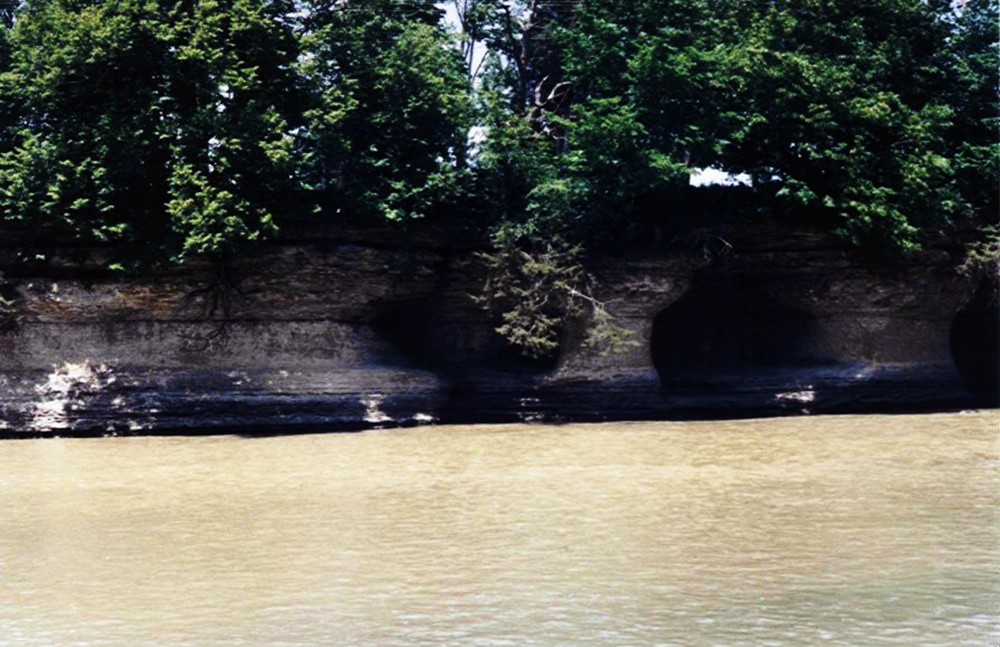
[370,298,557,376]
[369,293,557,424]
[951,283,999,406]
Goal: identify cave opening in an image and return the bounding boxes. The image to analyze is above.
[650,277,821,382]
[950,284,999,406]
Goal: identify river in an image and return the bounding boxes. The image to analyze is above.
[1,412,997,646]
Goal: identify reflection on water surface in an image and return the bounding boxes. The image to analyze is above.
[1,412,997,646]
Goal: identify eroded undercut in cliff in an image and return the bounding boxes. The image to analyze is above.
[650,277,821,382]
[951,284,999,406]
[371,298,557,376]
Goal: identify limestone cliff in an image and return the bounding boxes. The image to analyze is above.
[0,223,993,436]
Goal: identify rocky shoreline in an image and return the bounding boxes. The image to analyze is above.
[0,224,994,437]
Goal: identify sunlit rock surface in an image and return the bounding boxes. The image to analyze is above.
[0,224,990,436]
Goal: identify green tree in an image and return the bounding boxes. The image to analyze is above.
[474,0,720,248]
[0,0,170,248]
[300,0,471,222]
[454,0,579,115]
[0,0,303,263]
[946,0,999,226]
[162,0,303,259]
[720,0,967,251]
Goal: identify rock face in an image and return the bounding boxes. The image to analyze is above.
[0,223,991,436]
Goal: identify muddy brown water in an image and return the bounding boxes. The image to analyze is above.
[1,412,997,646]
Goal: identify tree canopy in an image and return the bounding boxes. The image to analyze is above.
[0,0,308,263]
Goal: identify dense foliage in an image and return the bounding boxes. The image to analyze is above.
[0,0,995,351]
[0,0,304,262]
[0,0,468,261]
[299,0,470,221]
[468,0,998,251]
